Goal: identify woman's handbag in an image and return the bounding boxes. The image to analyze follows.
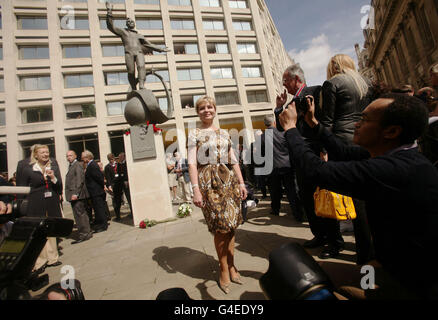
[313,187,356,221]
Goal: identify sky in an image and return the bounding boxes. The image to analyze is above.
[265,0,370,86]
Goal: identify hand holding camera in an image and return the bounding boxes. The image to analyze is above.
[279,95,318,131]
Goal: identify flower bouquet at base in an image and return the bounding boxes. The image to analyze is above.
[139,218,158,229]
[177,203,193,218]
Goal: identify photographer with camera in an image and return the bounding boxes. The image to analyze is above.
[279,93,438,299]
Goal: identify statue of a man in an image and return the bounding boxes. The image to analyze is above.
[106,2,170,90]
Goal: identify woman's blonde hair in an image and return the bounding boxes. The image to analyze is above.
[195,96,216,113]
[30,144,50,165]
[327,54,369,99]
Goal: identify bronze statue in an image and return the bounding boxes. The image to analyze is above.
[106,2,170,91]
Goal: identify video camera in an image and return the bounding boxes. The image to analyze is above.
[0,186,80,300]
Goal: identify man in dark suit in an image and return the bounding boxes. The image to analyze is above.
[81,150,108,233]
[112,152,132,219]
[280,93,438,299]
[65,150,92,244]
[275,64,344,259]
[261,115,302,219]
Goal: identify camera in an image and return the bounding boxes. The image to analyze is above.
[274,96,313,132]
[0,186,81,300]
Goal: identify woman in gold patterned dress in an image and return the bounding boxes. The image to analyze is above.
[188,96,247,294]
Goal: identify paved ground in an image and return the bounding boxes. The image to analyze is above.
[36,196,357,300]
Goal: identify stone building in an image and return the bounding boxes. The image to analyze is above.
[0,0,293,177]
[361,0,438,90]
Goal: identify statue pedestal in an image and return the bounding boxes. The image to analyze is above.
[123,131,174,227]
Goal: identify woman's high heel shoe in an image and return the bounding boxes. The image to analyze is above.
[230,273,243,285]
[218,280,230,294]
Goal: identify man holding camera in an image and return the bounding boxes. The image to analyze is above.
[276,65,344,259]
[279,93,438,299]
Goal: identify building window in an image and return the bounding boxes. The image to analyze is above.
[19,46,50,59]
[215,92,239,105]
[102,44,125,57]
[63,45,91,58]
[0,77,3,92]
[107,100,128,116]
[20,76,51,91]
[181,94,203,109]
[0,110,5,126]
[64,74,94,88]
[60,17,89,30]
[21,106,53,124]
[21,138,55,159]
[237,43,256,54]
[136,18,163,30]
[109,131,125,157]
[203,20,224,30]
[158,97,169,113]
[170,19,195,30]
[151,43,168,55]
[207,42,229,54]
[247,90,268,103]
[0,143,6,173]
[104,72,129,86]
[174,43,199,54]
[242,67,261,78]
[67,134,100,161]
[0,47,2,60]
[146,70,170,82]
[211,67,233,79]
[100,18,126,30]
[105,0,125,3]
[134,0,159,4]
[168,0,191,5]
[200,0,220,7]
[17,16,48,30]
[66,103,96,120]
[177,68,203,81]
[233,20,252,31]
[229,0,247,8]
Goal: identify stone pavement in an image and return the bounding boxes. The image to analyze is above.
[37,197,356,300]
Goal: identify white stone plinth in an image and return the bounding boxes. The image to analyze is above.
[123,131,174,227]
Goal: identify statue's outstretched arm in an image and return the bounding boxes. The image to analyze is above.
[106,2,123,36]
[139,36,170,52]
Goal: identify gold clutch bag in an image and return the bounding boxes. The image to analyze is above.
[313,187,356,221]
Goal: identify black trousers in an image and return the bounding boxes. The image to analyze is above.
[295,169,344,248]
[267,168,303,217]
[113,182,132,218]
[352,198,375,264]
[90,195,108,230]
[70,199,91,239]
[254,174,267,197]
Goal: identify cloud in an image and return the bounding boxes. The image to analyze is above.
[288,34,333,86]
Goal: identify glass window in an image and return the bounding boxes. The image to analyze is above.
[18,16,48,30]
[158,97,168,113]
[65,74,94,88]
[233,20,252,31]
[21,76,51,91]
[247,90,268,103]
[178,69,203,81]
[136,18,163,30]
[134,0,159,4]
[215,92,239,105]
[146,70,170,83]
[211,67,233,79]
[229,0,247,8]
[0,77,3,92]
[102,44,125,57]
[101,0,125,3]
[174,43,199,54]
[203,20,224,30]
[21,107,53,124]
[190,69,203,80]
[63,45,91,58]
[67,134,100,161]
[171,19,195,30]
[109,131,125,157]
[104,72,129,86]
[100,18,126,30]
[19,46,50,59]
[0,110,5,126]
[0,47,2,60]
[185,43,199,54]
[168,0,191,5]
[61,17,89,30]
[107,101,128,116]
[242,67,261,78]
[237,43,256,54]
[216,43,229,54]
[200,0,220,7]
[66,103,96,120]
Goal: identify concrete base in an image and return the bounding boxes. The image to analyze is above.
[124,131,174,227]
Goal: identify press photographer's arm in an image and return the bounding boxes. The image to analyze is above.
[278,95,319,131]
[0,201,12,215]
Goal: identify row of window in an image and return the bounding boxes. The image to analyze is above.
[0,90,267,125]
[11,42,257,59]
[60,0,247,8]
[13,16,253,32]
[16,67,262,90]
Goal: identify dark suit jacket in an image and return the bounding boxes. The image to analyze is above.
[21,161,63,218]
[16,157,60,187]
[85,160,105,198]
[65,160,89,201]
[285,124,438,299]
[104,162,117,188]
[117,161,129,183]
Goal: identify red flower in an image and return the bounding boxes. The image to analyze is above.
[146,121,162,133]
[139,221,146,229]
[124,129,131,136]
